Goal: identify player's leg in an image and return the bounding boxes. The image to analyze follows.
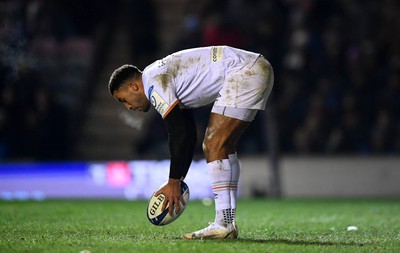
[184,111,253,240]
[206,57,273,226]
[204,112,249,227]
[204,107,257,231]
[184,54,273,240]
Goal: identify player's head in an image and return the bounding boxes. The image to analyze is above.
[108,64,150,112]
[108,64,142,95]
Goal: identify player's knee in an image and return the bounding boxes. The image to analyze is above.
[202,140,207,154]
[202,137,213,156]
[202,133,231,158]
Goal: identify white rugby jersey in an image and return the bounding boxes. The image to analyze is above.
[142,46,260,118]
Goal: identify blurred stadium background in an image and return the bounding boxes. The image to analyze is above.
[0,0,399,200]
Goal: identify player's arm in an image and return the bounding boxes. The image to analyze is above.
[164,104,197,181]
[158,103,197,215]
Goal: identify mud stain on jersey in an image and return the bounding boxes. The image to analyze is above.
[155,74,171,91]
[244,69,256,76]
[186,56,201,65]
[169,57,181,78]
[170,56,201,77]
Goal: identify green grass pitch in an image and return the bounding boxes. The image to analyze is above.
[1,199,399,253]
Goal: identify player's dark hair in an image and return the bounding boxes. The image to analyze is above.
[108,64,142,95]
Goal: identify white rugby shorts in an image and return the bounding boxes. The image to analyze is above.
[211,56,274,121]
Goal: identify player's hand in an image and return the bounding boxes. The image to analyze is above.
[155,178,185,215]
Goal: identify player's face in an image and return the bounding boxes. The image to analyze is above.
[113,83,150,112]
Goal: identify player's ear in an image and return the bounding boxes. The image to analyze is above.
[129,82,139,92]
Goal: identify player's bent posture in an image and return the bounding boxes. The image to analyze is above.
[108,46,274,239]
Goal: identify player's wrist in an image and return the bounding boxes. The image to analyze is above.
[168,178,181,184]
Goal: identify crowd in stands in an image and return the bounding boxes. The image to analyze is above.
[0,0,113,160]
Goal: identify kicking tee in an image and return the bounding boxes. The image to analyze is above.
[142,46,261,119]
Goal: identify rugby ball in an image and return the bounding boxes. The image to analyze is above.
[147,181,190,226]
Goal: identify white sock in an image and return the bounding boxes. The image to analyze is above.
[207,159,232,225]
[228,153,240,222]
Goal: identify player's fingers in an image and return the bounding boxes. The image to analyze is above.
[161,198,168,212]
[168,200,175,215]
[175,199,181,214]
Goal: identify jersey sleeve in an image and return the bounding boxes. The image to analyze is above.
[147,74,179,119]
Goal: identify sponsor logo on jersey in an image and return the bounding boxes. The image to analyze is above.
[211,46,223,62]
[148,85,169,116]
